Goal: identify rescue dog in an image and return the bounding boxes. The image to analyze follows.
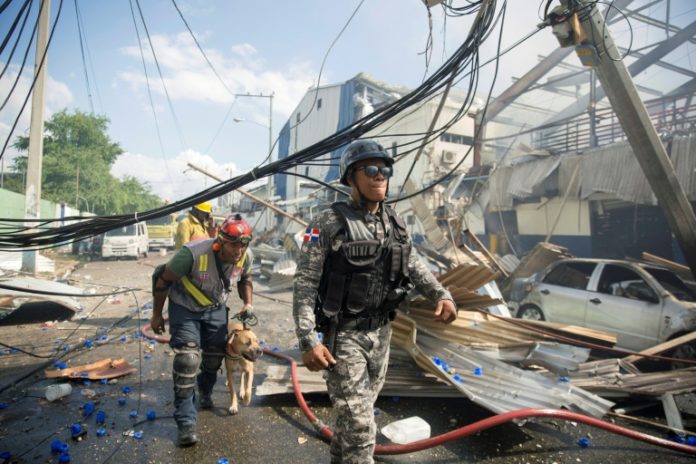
[224,322,263,415]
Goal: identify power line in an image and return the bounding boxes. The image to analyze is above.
[0,0,507,249]
[133,0,188,149]
[0,0,33,81]
[0,0,65,161]
[73,0,94,114]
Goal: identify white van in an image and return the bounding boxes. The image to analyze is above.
[101,223,149,259]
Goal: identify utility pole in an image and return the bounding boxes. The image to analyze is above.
[22,0,51,275]
[186,162,307,228]
[234,92,274,230]
[561,0,696,279]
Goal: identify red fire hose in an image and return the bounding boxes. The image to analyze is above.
[141,324,696,456]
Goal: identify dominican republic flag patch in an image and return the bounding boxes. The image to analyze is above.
[303,227,320,243]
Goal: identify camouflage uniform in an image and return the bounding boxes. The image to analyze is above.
[293,198,452,464]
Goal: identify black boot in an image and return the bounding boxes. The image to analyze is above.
[199,394,214,409]
[177,424,198,447]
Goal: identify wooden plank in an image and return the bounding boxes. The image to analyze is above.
[641,252,690,274]
[623,331,696,364]
[464,229,509,278]
[661,393,685,431]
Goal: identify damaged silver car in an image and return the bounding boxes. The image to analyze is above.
[513,258,696,354]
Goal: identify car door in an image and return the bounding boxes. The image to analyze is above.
[536,261,597,325]
[585,263,663,351]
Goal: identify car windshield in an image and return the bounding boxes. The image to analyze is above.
[105,225,136,236]
[146,216,172,226]
[645,267,696,302]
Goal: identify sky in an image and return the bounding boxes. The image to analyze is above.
[1,0,693,203]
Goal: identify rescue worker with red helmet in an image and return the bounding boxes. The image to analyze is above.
[293,139,457,463]
[150,213,254,446]
[175,201,215,250]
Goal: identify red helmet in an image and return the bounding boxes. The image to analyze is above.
[219,214,252,244]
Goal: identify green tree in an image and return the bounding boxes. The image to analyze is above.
[10,110,162,215]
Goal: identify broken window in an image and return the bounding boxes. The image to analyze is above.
[644,267,696,302]
[597,264,658,303]
[543,262,595,290]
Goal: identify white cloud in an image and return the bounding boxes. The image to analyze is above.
[230,43,257,59]
[0,63,73,163]
[117,33,315,115]
[111,148,244,203]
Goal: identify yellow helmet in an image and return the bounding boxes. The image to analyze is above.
[193,201,212,214]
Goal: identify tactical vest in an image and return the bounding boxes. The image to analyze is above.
[318,202,412,320]
[169,239,249,312]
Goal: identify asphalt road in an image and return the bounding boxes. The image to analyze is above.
[0,252,694,463]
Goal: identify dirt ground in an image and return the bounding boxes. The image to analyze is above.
[0,252,694,463]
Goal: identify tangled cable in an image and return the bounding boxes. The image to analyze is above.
[0,0,501,251]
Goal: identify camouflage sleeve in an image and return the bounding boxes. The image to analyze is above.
[408,249,453,303]
[293,211,335,352]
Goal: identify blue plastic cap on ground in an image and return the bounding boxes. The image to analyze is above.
[146,410,156,421]
[687,436,696,446]
[122,386,132,394]
[51,439,64,453]
[432,357,441,365]
[118,398,127,406]
[59,452,71,463]
[120,335,128,342]
[96,427,107,437]
[82,380,91,386]
[134,431,143,439]
[70,423,82,436]
[578,437,590,448]
[100,379,108,385]
[129,410,138,418]
[453,374,463,382]
[0,451,11,460]
[473,367,483,376]
[218,458,229,464]
[559,376,570,382]
[143,354,152,359]
[84,339,92,348]
[96,410,106,424]
[83,402,95,417]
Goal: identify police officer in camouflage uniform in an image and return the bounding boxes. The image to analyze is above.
[151,214,255,446]
[293,139,457,464]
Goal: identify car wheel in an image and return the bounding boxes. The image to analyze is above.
[517,304,545,321]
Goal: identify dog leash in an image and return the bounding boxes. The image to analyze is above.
[231,310,258,330]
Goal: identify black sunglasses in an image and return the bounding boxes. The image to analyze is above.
[355,165,393,179]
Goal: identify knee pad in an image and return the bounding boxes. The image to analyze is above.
[173,343,201,396]
[200,352,224,374]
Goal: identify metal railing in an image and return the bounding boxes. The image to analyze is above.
[532,92,696,153]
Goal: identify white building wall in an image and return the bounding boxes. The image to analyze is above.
[516,198,591,236]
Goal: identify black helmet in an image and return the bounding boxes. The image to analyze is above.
[339,139,394,186]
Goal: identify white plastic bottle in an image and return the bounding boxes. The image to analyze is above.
[45,383,73,402]
[381,416,431,444]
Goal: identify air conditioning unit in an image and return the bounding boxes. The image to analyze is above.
[442,150,457,164]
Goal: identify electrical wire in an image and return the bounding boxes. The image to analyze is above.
[170,0,234,96]
[128,0,172,183]
[0,0,505,250]
[0,0,40,112]
[0,0,31,56]
[133,0,188,149]
[73,0,94,114]
[0,0,33,81]
[0,0,64,161]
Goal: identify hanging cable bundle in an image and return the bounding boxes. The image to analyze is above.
[0,0,501,251]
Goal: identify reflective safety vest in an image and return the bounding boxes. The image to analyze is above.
[318,202,411,319]
[169,239,251,312]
